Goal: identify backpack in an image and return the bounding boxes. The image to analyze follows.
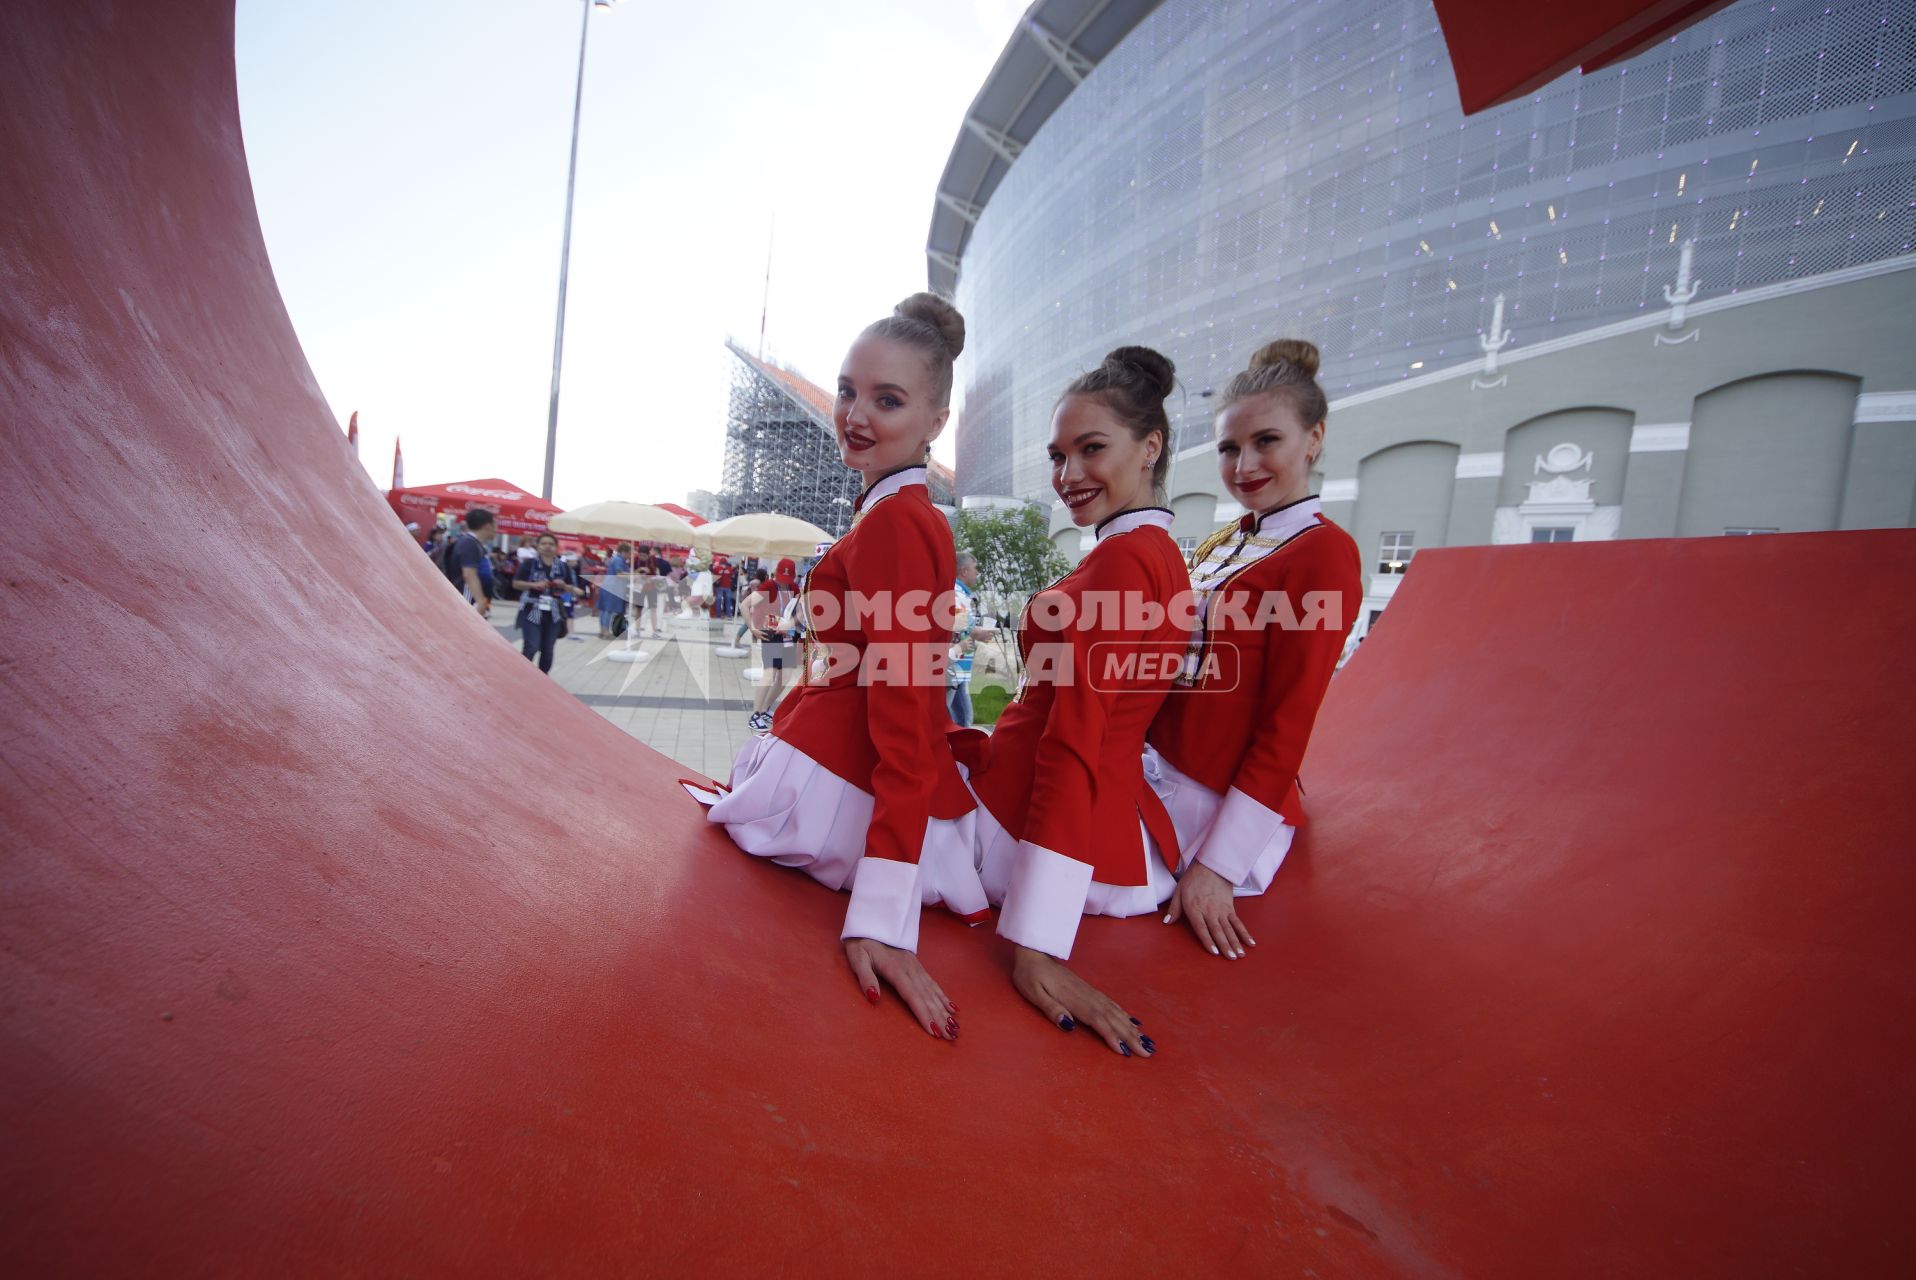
[438,533,470,586]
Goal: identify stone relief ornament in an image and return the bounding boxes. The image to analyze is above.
[1528,443,1595,504]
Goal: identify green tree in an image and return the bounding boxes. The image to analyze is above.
[953,505,1070,623]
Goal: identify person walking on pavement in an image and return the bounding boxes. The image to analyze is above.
[510,533,580,674]
[947,550,994,727]
[639,544,671,637]
[731,567,769,650]
[713,555,736,619]
[745,559,799,732]
[599,541,630,638]
[451,509,496,617]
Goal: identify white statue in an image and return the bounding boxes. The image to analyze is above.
[1656,239,1702,345]
[1473,293,1511,388]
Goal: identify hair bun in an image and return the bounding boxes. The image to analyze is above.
[1249,338,1319,378]
[1103,345,1176,401]
[893,292,966,360]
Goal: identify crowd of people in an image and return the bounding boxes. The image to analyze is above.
[417,515,762,675]
[694,292,1359,1064]
[726,547,993,734]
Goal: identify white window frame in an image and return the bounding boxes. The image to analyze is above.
[1378,531,1415,575]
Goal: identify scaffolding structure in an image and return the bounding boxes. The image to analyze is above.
[717,340,960,532]
[718,339,862,537]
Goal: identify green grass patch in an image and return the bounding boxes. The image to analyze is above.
[970,684,1011,726]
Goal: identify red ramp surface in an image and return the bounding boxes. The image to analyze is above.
[3,1,1913,1275]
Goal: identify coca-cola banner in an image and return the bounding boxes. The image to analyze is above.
[386,478,561,536]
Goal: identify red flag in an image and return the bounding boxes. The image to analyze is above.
[346,410,359,458]
[391,436,404,490]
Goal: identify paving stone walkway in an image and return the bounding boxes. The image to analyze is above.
[491,604,1020,781]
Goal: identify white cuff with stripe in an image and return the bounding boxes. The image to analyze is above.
[840,856,922,952]
[996,842,1093,960]
[1194,786,1295,893]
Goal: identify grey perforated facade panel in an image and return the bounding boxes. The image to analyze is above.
[950,0,1916,502]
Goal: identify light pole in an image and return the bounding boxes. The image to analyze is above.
[541,0,618,501]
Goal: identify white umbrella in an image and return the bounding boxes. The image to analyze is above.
[548,500,699,545]
[547,501,697,665]
[701,511,831,559]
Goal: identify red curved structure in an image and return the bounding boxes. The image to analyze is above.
[3,2,1913,1275]
[1433,0,1739,113]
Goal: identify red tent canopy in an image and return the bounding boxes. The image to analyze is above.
[387,478,561,537]
[654,502,708,528]
[1433,0,1736,114]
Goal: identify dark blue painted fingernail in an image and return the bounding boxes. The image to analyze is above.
[1057,1015,1075,1032]
[1118,1042,1132,1056]
[1129,1017,1143,1026]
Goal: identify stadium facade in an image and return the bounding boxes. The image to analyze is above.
[933,0,1916,634]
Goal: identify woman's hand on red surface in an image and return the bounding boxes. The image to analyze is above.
[844,937,958,1041]
[1011,947,1152,1059]
[1163,862,1254,959]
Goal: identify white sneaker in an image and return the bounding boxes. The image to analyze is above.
[747,711,773,734]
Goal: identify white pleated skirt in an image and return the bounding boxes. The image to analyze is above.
[972,792,1177,920]
[708,732,990,919]
[1141,745,1294,896]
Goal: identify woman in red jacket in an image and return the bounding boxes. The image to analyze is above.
[967,347,1193,1059]
[1146,338,1362,961]
[706,294,981,1042]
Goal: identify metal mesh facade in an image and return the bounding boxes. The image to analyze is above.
[952,0,1916,501]
[716,341,860,537]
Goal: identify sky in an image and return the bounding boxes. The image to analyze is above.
[236,0,1025,509]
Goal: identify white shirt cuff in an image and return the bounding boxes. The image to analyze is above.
[841,856,922,952]
[1194,786,1295,891]
[995,842,1093,960]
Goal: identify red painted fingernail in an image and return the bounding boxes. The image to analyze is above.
[945,1018,958,1036]
[865,987,879,1004]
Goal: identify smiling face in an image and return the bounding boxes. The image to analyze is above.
[1215,393,1323,513]
[834,334,948,482]
[1048,393,1162,528]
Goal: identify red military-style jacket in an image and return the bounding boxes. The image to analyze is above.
[970,507,1192,887]
[1148,495,1361,883]
[770,465,972,863]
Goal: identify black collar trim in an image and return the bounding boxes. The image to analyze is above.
[854,463,929,513]
[1095,505,1172,538]
[1239,492,1318,533]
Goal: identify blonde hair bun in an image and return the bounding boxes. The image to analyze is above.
[1249,338,1319,378]
[893,292,966,360]
[1223,336,1328,422]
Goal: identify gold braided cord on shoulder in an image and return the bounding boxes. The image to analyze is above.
[1187,521,1238,573]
